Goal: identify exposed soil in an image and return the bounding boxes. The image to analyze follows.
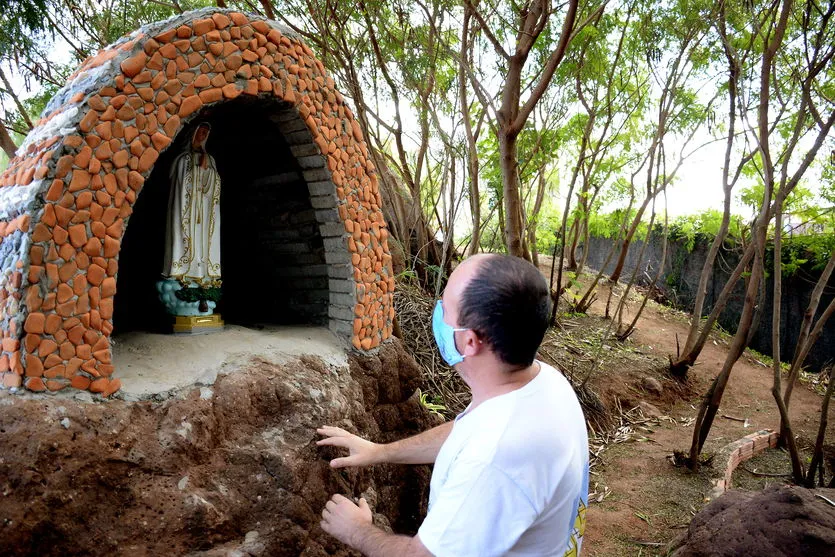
[668,486,835,556]
[562,277,835,556]
[0,339,437,556]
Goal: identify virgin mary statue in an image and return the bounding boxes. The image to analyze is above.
[157,123,223,319]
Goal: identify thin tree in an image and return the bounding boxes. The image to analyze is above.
[688,0,835,468]
[466,0,604,258]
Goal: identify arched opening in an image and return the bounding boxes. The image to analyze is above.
[112,98,342,394]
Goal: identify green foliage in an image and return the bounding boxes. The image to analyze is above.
[770,234,835,275]
[0,0,50,55]
[664,210,746,252]
[418,391,447,418]
[587,209,645,240]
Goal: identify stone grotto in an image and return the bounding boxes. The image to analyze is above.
[0,8,397,396]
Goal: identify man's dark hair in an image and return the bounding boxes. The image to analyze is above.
[458,254,552,368]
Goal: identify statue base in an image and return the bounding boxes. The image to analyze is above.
[172,314,225,335]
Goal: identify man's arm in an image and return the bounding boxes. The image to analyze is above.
[352,525,433,557]
[317,421,453,467]
[321,494,433,557]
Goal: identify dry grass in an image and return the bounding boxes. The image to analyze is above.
[393,279,470,418]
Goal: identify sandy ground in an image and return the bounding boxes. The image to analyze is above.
[580,285,834,556]
[112,324,347,399]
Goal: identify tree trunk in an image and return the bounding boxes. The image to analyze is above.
[679,22,739,360]
[618,198,668,341]
[689,237,765,465]
[0,121,18,159]
[499,125,525,258]
[782,249,835,412]
[609,195,651,283]
[688,0,792,466]
[459,8,481,257]
[526,170,547,268]
[770,206,805,482]
[806,373,835,486]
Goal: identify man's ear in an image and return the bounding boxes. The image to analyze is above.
[460,330,484,357]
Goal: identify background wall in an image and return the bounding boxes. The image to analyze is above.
[583,235,835,372]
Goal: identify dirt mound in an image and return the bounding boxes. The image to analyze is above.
[0,339,437,556]
[669,485,835,557]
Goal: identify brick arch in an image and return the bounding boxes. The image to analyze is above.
[0,8,395,395]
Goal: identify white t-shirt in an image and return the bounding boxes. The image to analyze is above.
[417,361,589,557]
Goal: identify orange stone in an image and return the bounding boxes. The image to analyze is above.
[60,258,79,280]
[230,12,249,25]
[193,74,211,88]
[2,337,19,352]
[53,205,73,227]
[79,110,98,133]
[102,236,119,258]
[52,226,69,245]
[197,88,223,104]
[69,170,91,192]
[159,43,177,61]
[24,312,46,335]
[89,376,110,394]
[128,171,144,191]
[83,237,102,257]
[138,148,159,172]
[211,13,230,29]
[68,224,87,248]
[70,374,91,390]
[71,210,91,224]
[26,377,47,392]
[56,300,75,317]
[112,149,129,168]
[58,260,77,283]
[151,132,172,150]
[25,286,42,311]
[44,314,62,335]
[74,145,93,168]
[76,344,92,359]
[59,341,75,360]
[32,223,51,243]
[178,95,203,118]
[46,179,64,202]
[57,283,74,304]
[103,174,119,195]
[85,263,106,286]
[120,51,148,77]
[67,325,86,346]
[91,221,106,239]
[128,138,143,157]
[164,114,180,137]
[133,70,152,84]
[45,379,66,391]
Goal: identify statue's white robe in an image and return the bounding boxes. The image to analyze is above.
[162,149,222,285]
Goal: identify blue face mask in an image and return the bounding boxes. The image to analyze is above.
[432,300,469,366]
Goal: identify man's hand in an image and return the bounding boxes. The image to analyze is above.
[321,494,373,547]
[317,426,384,468]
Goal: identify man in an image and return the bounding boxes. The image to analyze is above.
[318,254,589,556]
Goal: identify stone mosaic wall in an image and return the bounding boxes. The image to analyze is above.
[0,9,395,395]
